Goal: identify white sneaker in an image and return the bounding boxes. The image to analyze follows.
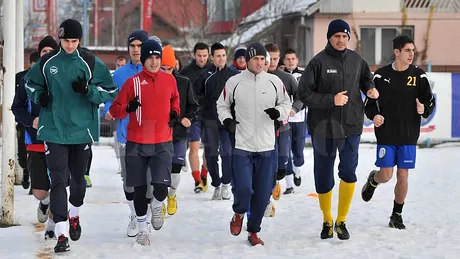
[212,186,222,200]
[150,204,165,230]
[135,231,150,246]
[37,202,49,223]
[221,184,232,200]
[127,215,138,237]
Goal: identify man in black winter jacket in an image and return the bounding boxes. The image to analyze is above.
[297,19,379,240]
[194,43,238,201]
[161,45,199,215]
[179,42,210,193]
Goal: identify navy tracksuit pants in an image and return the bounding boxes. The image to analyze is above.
[202,121,232,187]
[311,134,361,194]
[286,121,307,175]
[276,130,291,171]
[232,148,275,233]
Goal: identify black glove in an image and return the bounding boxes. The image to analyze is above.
[168,110,178,128]
[126,96,141,113]
[264,108,280,120]
[223,118,238,134]
[71,79,88,94]
[274,120,282,131]
[39,93,50,108]
[276,169,286,181]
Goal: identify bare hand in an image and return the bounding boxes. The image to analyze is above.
[416,98,424,115]
[334,91,348,106]
[289,109,296,117]
[32,117,39,129]
[181,117,191,128]
[367,88,379,99]
[373,115,385,127]
[105,111,114,120]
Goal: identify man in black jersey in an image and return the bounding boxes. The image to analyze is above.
[362,35,435,230]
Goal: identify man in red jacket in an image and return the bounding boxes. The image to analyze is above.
[109,39,180,246]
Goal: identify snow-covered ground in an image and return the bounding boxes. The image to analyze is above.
[1,142,459,259]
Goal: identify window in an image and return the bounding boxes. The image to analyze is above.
[207,0,239,22]
[360,26,414,65]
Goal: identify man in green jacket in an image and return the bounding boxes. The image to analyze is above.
[25,19,118,253]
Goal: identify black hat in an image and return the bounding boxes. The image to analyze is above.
[58,19,83,40]
[327,19,351,40]
[234,45,247,60]
[38,35,58,54]
[127,29,149,49]
[140,39,163,65]
[245,42,266,61]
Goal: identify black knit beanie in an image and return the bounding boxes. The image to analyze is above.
[38,35,58,54]
[58,19,83,39]
[245,42,267,61]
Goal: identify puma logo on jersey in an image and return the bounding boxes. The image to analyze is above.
[384,78,391,84]
[327,69,337,74]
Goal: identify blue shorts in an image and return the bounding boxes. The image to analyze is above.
[375,145,416,169]
[188,120,202,142]
[172,140,187,166]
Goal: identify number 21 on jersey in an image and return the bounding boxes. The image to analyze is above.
[407,76,417,86]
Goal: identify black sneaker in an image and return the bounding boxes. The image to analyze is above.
[54,234,70,253]
[21,173,30,190]
[361,170,378,202]
[389,212,406,229]
[69,216,81,241]
[45,230,56,240]
[293,175,302,187]
[320,222,333,239]
[283,187,295,195]
[334,221,350,240]
[193,181,202,193]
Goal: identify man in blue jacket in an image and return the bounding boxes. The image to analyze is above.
[101,29,154,238]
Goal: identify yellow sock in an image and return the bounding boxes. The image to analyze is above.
[337,180,356,223]
[318,190,333,223]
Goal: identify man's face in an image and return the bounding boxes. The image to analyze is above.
[60,39,79,54]
[268,51,280,72]
[283,53,298,71]
[161,65,174,74]
[144,55,161,73]
[329,32,348,51]
[212,49,227,69]
[129,40,142,64]
[236,56,246,67]
[247,56,265,74]
[195,49,209,68]
[394,43,415,66]
[115,59,127,69]
[40,46,54,57]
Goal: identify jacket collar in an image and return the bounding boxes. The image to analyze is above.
[141,67,161,79]
[210,63,227,73]
[325,42,348,58]
[242,69,266,80]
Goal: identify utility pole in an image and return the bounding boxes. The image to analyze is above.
[1,0,17,226]
[13,0,24,186]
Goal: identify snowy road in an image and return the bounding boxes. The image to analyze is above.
[0,143,459,259]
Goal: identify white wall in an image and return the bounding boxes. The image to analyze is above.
[352,0,402,12]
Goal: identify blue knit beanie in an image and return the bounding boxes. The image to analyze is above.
[127,30,149,50]
[141,39,163,65]
[327,19,351,40]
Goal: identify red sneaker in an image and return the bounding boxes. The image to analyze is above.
[230,213,244,236]
[248,232,264,246]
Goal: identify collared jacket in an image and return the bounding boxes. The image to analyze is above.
[109,68,180,144]
[194,64,238,125]
[24,47,118,144]
[217,70,291,152]
[297,43,375,139]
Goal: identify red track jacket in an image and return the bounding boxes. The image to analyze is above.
[110,67,180,144]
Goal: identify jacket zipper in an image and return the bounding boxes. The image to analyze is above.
[340,55,345,132]
[254,75,258,152]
